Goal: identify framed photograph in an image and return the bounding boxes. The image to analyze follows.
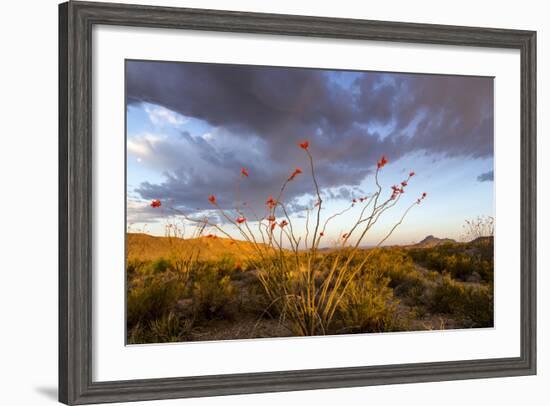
[59,1,536,404]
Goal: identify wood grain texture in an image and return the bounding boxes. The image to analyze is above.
[58,1,537,404]
[58,3,69,404]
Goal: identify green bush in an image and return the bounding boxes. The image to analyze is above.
[393,271,427,304]
[408,240,494,283]
[127,312,194,344]
[126,259,145,284]
[461,285,494,327]
[335,272,404,334]
[147,258,172,274]
[359,248,428,306]
[429,274,493,327]
[127,276,181,328]
[150,312,194,342]
[191,266,236,320]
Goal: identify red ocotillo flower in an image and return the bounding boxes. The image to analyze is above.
[390,185,401,200]
[401,180,408,187]
[267,215,276,222]
[279,220,289,228]
[150,199,161,208]
[409,171,415,177]
[208,195,216,204]
[241,167,249,177]
[265,195,277,209]
[288,167,303,181]
[236,217,246,224]
[299,140,309,150]
[342,233,349,239]
[377,155,388,169]
[319,231,324,237]
[422,192,427,199]
[270,222,277,232]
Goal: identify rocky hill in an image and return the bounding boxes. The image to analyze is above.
[412,235,457,248]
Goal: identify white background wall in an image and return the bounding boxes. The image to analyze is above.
[0,0,547,405]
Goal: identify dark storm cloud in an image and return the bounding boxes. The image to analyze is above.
[127,61,493,215]
[477,170,494,182]
[127,61,353,135]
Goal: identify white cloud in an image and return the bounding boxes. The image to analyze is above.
[144,104,188,127]
[127,133,164,159]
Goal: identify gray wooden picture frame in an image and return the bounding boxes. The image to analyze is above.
[59,1,537,404]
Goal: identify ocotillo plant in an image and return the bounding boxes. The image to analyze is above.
[150,140,427,336]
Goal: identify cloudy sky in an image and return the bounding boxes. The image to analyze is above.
[125,60,494,246]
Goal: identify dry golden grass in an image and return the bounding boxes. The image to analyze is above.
[127,232,271,262]
[126,232,494,344]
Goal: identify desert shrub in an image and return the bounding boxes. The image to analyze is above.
[429,274,493,327]
[461,285,494,327]
[393,271,427,305]
[364,248,415,284]
[232,270,272,316]
[473,259,493,283]
[150,312,195,342]
[408,240,493,283]
[335,272,403,334]
[429,274,464,314]
[216,255,239,274]
[472,238,494,262]
[127,276,181,328]
[146,258,172,274]
[127,312,194,344]
[149,312,182,342]
[191,266,236,320]
[126,259,146,284]
[127,322,147,344]
[137,257,197,279]
[360,249,428,306]
[443,254,472,280]
[426,249,451,272]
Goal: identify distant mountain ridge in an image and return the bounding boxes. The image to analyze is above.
[412,235,457,248]
[127,233,491,262]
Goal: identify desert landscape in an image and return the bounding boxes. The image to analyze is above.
[126,231,493,344]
